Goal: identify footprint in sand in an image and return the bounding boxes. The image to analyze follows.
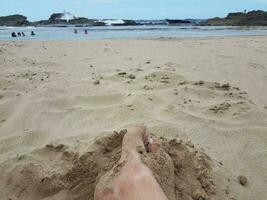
[249,62,266,70]
[156,80,253,121]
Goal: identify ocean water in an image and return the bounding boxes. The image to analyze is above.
[1,25,267,40]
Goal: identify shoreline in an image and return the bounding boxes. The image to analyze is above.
[1,25,267,41]
[0,34,267,41]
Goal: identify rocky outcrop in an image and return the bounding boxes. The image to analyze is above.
[30,13,106,26]
[3,10,266,27]
[0,15,29,26]
[49,13,64,21]
[123,19,139,26]
[69,18,105,26]
[112,20,139,26]
[49,12,76,21]
[204,10,267,26]
[30,20,68,26]
[69,17,94,24]
[166,19,191,24]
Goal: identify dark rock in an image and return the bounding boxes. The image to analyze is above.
[238,175,248,186]
[0,15,29,26]
[31,19,68,26]
[94,80,100,85]
[124,20,138,26]
[55,144,65,150]
[30,12,105,26]
[49,13,65,21]
[215,83,230,90]
[127,74,136,79]
[221,83,230,90]
[118,72,127,76]
[166,19,191,24]
[69,18,105,26]
[203,10,267,26]
[199,80,204,84]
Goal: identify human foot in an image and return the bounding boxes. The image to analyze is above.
[94,125,168,200]
[120,125,159,160]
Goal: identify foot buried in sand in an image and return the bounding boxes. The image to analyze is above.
[1,125,215,200]
[94,125,168,200]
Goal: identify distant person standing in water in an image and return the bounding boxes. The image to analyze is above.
[85,29,88,34]
[11,32,17,37]
[74,29,78,34]
[17,32,21,37]
[22,32,26,37]
[31,31,36,36]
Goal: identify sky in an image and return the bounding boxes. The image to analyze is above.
[1,0,267,21]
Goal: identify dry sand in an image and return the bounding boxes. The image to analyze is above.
[0,36,267,200]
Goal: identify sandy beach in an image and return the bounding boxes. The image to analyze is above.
[0,36,267,200]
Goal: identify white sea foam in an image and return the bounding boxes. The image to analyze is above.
[100,19,125,26]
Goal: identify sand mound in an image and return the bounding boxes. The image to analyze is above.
[0,129,215,200]
[142,136,215,200]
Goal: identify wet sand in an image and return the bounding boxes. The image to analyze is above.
[0,36,267,199]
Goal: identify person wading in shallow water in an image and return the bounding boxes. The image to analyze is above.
[11,32,17,37]
[94,125,168,200]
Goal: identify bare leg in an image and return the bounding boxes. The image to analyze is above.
[94,125,168,200]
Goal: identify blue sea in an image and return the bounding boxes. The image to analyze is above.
[1,25,267,40]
